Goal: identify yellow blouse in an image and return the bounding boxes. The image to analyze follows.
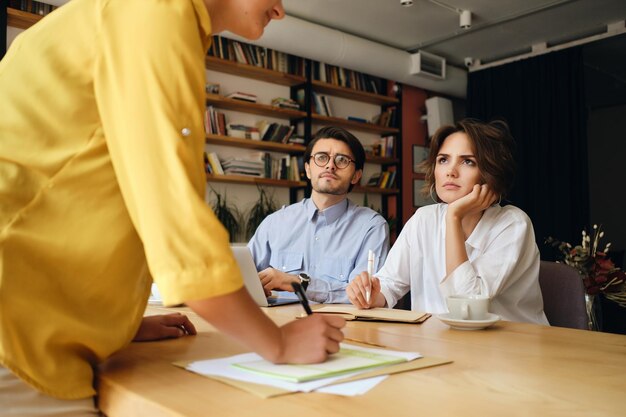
[0,0,243,399]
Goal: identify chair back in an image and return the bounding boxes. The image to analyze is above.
[538,261,588,330]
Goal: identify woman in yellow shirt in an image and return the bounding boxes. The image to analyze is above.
[0,0,345,414]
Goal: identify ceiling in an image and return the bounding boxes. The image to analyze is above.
[283,0,626,68]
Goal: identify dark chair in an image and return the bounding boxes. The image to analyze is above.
[538,260,588,330]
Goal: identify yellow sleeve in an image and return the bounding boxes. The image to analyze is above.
[93,0,243,305]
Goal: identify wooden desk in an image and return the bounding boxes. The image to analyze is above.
[98,305,626,417]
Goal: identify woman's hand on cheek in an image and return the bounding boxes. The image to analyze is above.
[448,184,497,220]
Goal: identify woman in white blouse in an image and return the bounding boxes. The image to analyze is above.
[347,119,548,324]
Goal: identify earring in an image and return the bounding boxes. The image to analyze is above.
[430,184,438,203]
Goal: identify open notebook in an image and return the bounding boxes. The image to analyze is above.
[311,304,431,324]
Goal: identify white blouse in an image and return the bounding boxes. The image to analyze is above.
[378,204,548,325]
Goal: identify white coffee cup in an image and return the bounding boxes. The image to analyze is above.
[446,294,489,320]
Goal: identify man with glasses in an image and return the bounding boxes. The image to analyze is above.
[248,126,390,303]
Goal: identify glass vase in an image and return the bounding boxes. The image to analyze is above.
[584,293,601,331]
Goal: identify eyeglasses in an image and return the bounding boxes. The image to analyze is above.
[310,152,355,169]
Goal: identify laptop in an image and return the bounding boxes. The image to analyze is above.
[231,245,299,307]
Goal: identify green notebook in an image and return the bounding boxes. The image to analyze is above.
[232,347,408,383]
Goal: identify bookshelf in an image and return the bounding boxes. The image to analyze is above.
[206,134,305,154]
[205,93,306,120]
[7,7,42,29]
[306,65,402,228]
[6,10,403,230]
[206,174,306,188]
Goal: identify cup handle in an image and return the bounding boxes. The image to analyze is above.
[461,302,469,320]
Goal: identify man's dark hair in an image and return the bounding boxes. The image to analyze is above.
[304,126,366,171]
[421,118,516,201]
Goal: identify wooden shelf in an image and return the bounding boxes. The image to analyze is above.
[311,114,399,135]
[206,174,306,188]
[206,94,306,120]
[311,80,399,105]
[206,134,305,154]
[352,186,399,195]
[7,8,43,29]
[365,155,399,165]
[205,56,306,86]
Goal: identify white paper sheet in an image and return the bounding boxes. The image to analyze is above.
[185,343,420,395]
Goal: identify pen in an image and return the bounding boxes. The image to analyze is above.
[366,249,375,304]
[291,282,313,316]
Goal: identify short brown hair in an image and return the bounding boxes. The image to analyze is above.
[420,118,516,201]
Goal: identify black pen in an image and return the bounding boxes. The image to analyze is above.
[291,282,313,315]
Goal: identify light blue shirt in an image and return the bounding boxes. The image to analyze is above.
[248,198,390,303]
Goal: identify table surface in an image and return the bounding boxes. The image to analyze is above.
[97,305,626,417]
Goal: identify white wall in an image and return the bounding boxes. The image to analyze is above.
[587,104,626,259]
[6,26,23,47]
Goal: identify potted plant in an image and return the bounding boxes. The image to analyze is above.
[245,185,278,240]
[209,187,243,242]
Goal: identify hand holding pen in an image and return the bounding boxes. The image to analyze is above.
[345,252,383,309]
[366,250,374,304]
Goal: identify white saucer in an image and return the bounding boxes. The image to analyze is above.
[436,312,500,330]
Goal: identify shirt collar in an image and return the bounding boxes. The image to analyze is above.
[465,205,501,249]
[304,198,350,223]
[191,0,213,52]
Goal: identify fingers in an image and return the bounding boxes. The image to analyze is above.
[160,313,196,336]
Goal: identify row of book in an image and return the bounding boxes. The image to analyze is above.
[204,106,227,136]
[208,35,305,76]
[8,0,56,16]
[372,107,398,128]
[295,89,333,117]
[365,171,397,189]
[312,62,384,95]
[207,36,389,97]
[204,152,304,182]
[370,136,395,158]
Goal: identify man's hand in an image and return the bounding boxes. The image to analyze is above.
[133,313,197,342]
[258,267,299,295]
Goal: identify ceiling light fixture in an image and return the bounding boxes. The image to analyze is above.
[428,1,473,29]
[400,0,414,6]
[459,10,472,29]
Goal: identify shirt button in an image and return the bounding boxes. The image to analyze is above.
[282,266,286,270]
[340,274,344,278]
[315,237,319,241]
[181,128,191,137]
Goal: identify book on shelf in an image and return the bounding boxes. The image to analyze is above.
[203,152,212,174]
[208,36,306,76]
[256,121,295,143]
[347,116,368,124]
[222,157,264,177]
[370,136,395,158]
[311,61,383,94]
[366,172,382,187]
[372,107,397,128]
[225,91,258,103]
[287,135,305,145]
[271,97,300,110]
[226,124,261,140]
[206,152,224,175]
[204,106,226,136]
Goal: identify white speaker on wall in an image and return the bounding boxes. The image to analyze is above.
[424,97,454,137]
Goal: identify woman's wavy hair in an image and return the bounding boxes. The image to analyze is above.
[420,118,516,202]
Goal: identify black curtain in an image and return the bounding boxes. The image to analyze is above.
[467,47,589,259]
